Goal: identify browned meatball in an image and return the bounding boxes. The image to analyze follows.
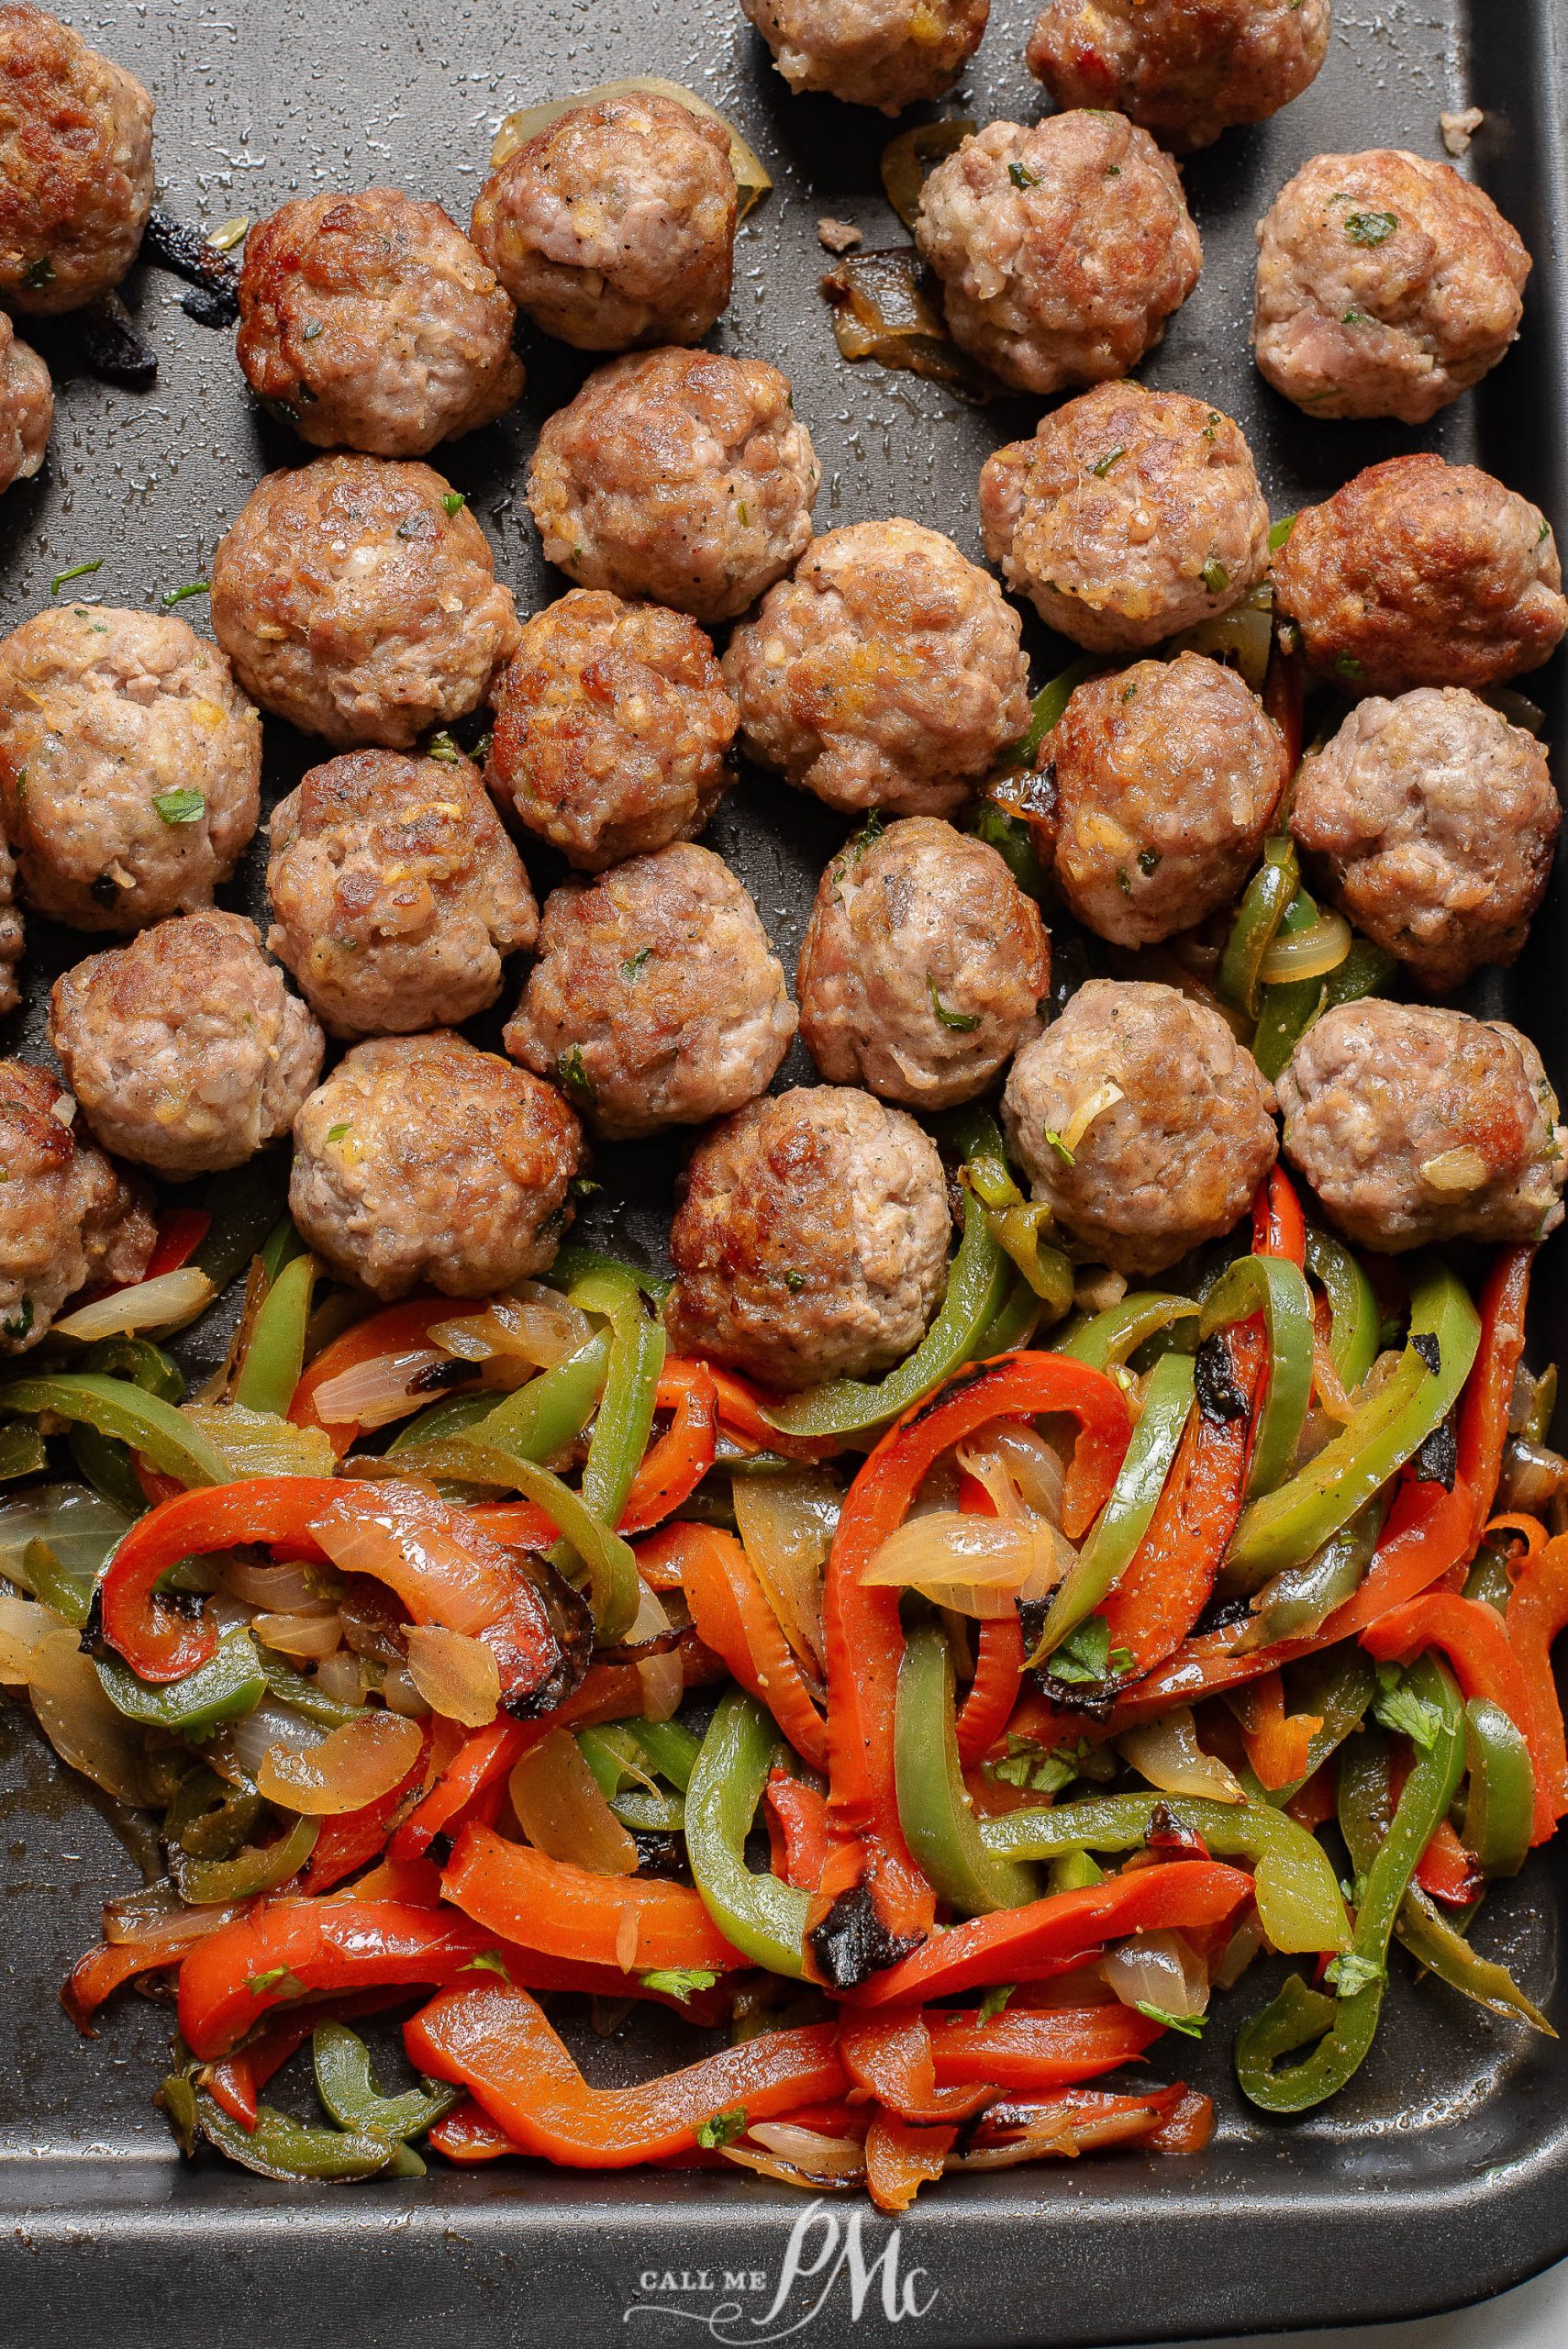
[49,911,324,1180]
[265,747,539,1038]
[1002,979,1277,1275]
[796,816,1049,1108]
[667,1085,951,1390]
[1273,457,1568,697]
[740,0,988,114]
[0,3,153,315]
[488,591,737,870]
[0,311,50,493]
[723,519,1030,818]
[0,817,21,1015]
[236,187,524,457]
[980,384,1270,653]
[916,114,1202,396]
[1052,653,1288,947]
[1290,689,1559,995]
[1028,0,1330,152]
[0,606,261,933]
[1278,1001,1567,1252]
[527,349,819,623]
[0,1059,153,1349]
[1253,150,1529,424]
[472,94,736,352]
[290,1032,584,1299]
[210,455,520,748]
[504,844,796,1141]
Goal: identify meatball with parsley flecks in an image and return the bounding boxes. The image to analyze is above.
[740,0,988,115]
[0,819,20,1016]
[0,2,154,316]
[49,910,324,1182]
[1278,1001,1567,1252]
[1027,0,1330,153]
[236,186,524,457]
[0,1058,154,1352]
[265,746,539,1039]
[667,1085,951,1391]
[210,454,520,750]
[290,1032,584,1300]
[0,606,261,933]
[980,383,1270,654]
[916,112,1202,397]
[504,844,796,1142]
[723,519,1030,818]
[1002,980,1277,1276]
[0,313,50,495]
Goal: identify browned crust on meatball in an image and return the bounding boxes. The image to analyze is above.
[740,0,988,114]
[1028,0,1330,152]
[0,311,50,492]
[0,1,154,314]
[0,1057,153,1348]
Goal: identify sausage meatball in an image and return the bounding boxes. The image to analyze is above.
[471,94,736,352]
[526,349,818,624]
[48,911,324,1181]
[723,519,1030,818]
[0,1059,153,1351]
[1027,0,1330,153]
[1278,1001,1567,1252]
[0,819,21,1015]
[236,187,524,458]
[796,816,1049,1108]
[265,746,538,1038]
[290,1032,584,1299]
[666,1085,951,1390]
[0,313,50,494]
[503,844,796,1141]
[915,114,1202,396]
[980,384,1270,653]
[740,0,987,115]
[1272,456,1568,696]
[1052,653,1288,947]
[0,606,261,933]
[0,2,154,316]
[488,591,737,870]
[1253,150,1529,424]
[1290,689,1559,995]
[210,455,520,748]
[1002,980,1277,1275]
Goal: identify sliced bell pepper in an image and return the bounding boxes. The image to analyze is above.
[1252,1165,1307,1268]
[618,1360,717,1533]
[1504,1531,1568,1842]
[956,1611,1025,1767]
[1234,1507,1384,1654]
[1462,1696,1535,1878]
[864,2112,957,2212]
[175,1810,320,1906]
[1455,1246,1533,1550]
[145,1206,213,1283]
[1200,1254,1313,1497]
[1056,1291,1198,1373]
[665,1521,827,1772]
[161,2072,400,2182]
[312,2018,462,2143]
[1303,1229,1379,1396]
[440,1821,745,1975]
[1218,836,1299,1021]
[895,1627,1039,1916]
[0,1371,228,1493]
[839,2008,988,2121]
[685,1690,811,1977]
[1229,1669,1322,1791]
[289,1297,460,1458]
[1360,1592,1535,1742]
[547,1267,663,1622]
[766,1769,830,1890]
[299,1725,436,1892]
[234,1253,316,1419]
[924,2000,1165,2090]
[94,1626,266,1733]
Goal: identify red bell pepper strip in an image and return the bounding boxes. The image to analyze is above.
[61,1898,249,2032]
[428,2099,517,2162]
[296,1724,436,1893]
[1414,1817,1484,1907]
[1505,1531,1568,1843]
[1360,1593,1536,1728]
[1455,1247,1533,1551]
[441,1821,746,1974]
[665,1521,828,1772]
[708,1366,843,1464]
[99,1476,342,1680]
[1252,1166,1307,1268]
[392,1718,531,1861]
[956,1615,1025,1767]
[198,1987,411,2130]
[406,1979,846,2167]
[619,1360,717,1532]
[289,1297,458,1456]
[838,2008,990,2121]
[1229,1671,1322,1792]
[766,1768,831,1891]
[926,2001,1164,2089]
[865,2112,957,2212]
[144,1206,212,1283]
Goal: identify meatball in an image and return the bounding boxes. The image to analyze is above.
[503,844,796,1141]
[1272,456,1568,696]
[666,1085,951,1390]
[526,349,818,624]
[472,94,736,352]
[1290,689,1559,996]
[0,2,154,316]
[0,816,21,1015]
[265,746,538,1038]
[723,519,1030,818]
[210,455,520,748]
[236,187,524,458]
[0,1059,153,1351]
[290,1032,584,1299]
[980,384,1270,653]
[1002,980,1277,1275]
[915,113,1202,396]
[1253,150,1529,424]
[1027,0,1330,153]
[740,0,987,115]
[796,816,1049,1108]
[1278,1001,1567,1252]
[1052,654,1288,947]
[0,606,261,933]
[0,312,50,494]
[488,591,737,870]
[49,911,324,1181]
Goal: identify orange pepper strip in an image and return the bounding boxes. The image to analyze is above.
[708,1365,844,1463]
[865,2112,957,2212]
[619,1360,718,1533]
[1360,1591,1536,1723]
[441,1821,746,1975]
[837,2008,990,2121]
[1455,1246,1533,1553]
[1229,1671,1321,1792]
[1486,1513,1547,1556]
[406,1980,846,2167]
[956,1614,1025,1767]
[1506,1531,1568,1843]
[289,1298,458,1456]
[926,2002,1165,2089]
[1252,1164,1307,1267]
[1415,1817,1483,1907]
[661,1521,828,1772]
[765,1769,831,1890]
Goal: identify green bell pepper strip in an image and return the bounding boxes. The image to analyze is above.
[312,2019,462,2141]
[82,1335,183,1401]
[684,1689,809,1978]
[1056,1293,1198,1373]
[259,1215,308,1287]
[161,2072,400,2181]
[232,1252,316,1418]
[1462,1538,1515,1616]
[548,1241,673,1307]
[1235,1657,1464,2112]
[972,1275,1043,1361]
[611,1786,687,1831]
[20,1535,95,1627]
[189,1157,289,1295]
[1303,1229,1380,1395]
[1250,891,1324,1082]
[980,1790,1350,1954]
[967,801,1051,900]
[387,1392,495,1451]
[70,1336,185,1513]
[989,1204,1075,1315]
[459,1445,642,1642]
[0,1372,229,1488]
[0,1421,46,1482]
[895,1626,1040,1916]
[1462,1697,1534,1877]
[629,1717,701,1790]
[1224,1264,1479,1586]
[1048,1850,1104,1894]
[563,1266,665,1538]
[1029,1349,1195,1663]
[174,1809,320,1904]
[1219,838,1299,1021]
[1005,655,1099,767]
[576,1722,640,1798]
[1236,1648,1376,1807]
[257,1645,365,1730]
[1323,938,1398,1016]
[469,1330,610,1465]
[1199,1253,1315,1496]
[95,1627,266,1733]
[1232,1510,1382,1653]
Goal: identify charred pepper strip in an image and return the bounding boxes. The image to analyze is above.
[895,1627,1040,1917]
[1303,1230,1380,1395]
[685,1689,811,1976]
[1199,1254,1314,1497]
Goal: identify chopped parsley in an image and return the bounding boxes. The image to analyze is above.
[928,974,980,1032]
[640,1967,718,2002]
[1335,652,1364,681]
[1201,557,1229,596]
[1269,513,1297,551]
[1201,411,1220,442]
[1115,866,1132,897]
[325,1121,353,1144]
[426,730,462,763]
[557,1044,597,1108]
[784,1269,806,1293]
[1047,1612,1129,1686]
[1007,161,1040,190]
[620,945,654,983]
[1371,1664,1442,1751]
[1043,1128,1073,1165]
[1341,307,1374,326]
[1325,1953,1384,1998]
[1137,846,1162,877]
[440,491,467,516]
[50,559,103,596]
[1135,2004,1206,2038]
[851,808,887,858]
[696,2106,749,2150]
[1344,208,1398,246]
[21,256,54,290]
[161,581,209,607]
[151,788,206,826]
[1090,445,1126,477]
[462,1950,512,1980]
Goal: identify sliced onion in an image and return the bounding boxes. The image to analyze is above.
[492,80,772,218]
[103,1885,244,1947]
[256,1709,423,1814]
[623,1577,673,1649]
[862,1509,1072,1619]
[1498,1437,1568,1513]
[0,1586,66,1683]
[637,1647,685,1722]
[731,1466,838,1676]
[28,1626,147,1801]
[228,1697,329,1781]
[1419,1147,1490,1195]
[1118,1706,1244,1803]
[880,117,973,228]
[1059,1082,1125,1157]
[310,1349,448,1430]
[821,249,994,400]
[379,1661,429,1718]
[313,1649,369,1709]
[221,1557,334,1613]
[0,1484,131,1593]
[53,1265,215,1343]
[252,1609,342,1660]
[1103,1929,1210,2021]
[508,1727,638,1875]
[184,1400,338,1479]
[744,2123,868,2179]
[1212,1912,1267,1991]
[404,1623,501,1727]
[958,1421,1068,1525]
[1257,908,1351,985]
[431,1285,591,1372]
